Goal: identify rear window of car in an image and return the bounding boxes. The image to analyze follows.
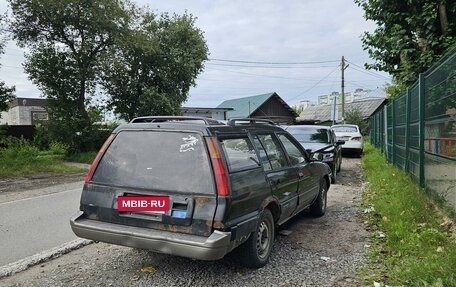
[332,126,358,133]
[92,131,214,194]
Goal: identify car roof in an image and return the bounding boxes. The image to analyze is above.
[331,124,359,127]
[285,125,331,131]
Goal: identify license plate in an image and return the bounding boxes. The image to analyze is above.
[117,196,170,213]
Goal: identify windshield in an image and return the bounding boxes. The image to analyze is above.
[332,126,358,133]
[287,127,329,143]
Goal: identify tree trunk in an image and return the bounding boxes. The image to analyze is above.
[78,78,89,122]
[439,2,449,35]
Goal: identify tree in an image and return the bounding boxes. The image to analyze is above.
[345,108,369,135]
[0,15,15,114]
[354,0,456,87]
[101,11,208,121]
[8,0,133,123]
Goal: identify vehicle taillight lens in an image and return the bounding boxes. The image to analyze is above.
[85,134,115,183]
[206,137,230,196]
[351,136,362,141]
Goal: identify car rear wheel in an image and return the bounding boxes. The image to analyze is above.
[238,209,274,268]
[310,179,327,217]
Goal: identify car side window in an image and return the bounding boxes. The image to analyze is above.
[256,134,288,170]
[221,137,260,172]
[252,136,272,171]
[277,134,307,166]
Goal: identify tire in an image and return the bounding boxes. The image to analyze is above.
[337,156,342,173]
[310,179,328,217]
[238,209,275,268]
[331,166,336,184]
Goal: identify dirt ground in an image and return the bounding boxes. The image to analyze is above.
[0,173,85,194]
[1,157,369,287]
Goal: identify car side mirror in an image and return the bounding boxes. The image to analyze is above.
[311,152,323,161]
[336,140,345,146]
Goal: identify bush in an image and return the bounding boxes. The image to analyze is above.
[49,141,69,156]
[33,120,117,153]
[0,140,83,176]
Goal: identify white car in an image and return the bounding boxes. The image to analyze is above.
[331,124,363,156]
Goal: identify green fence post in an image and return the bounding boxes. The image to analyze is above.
[370,117,374,144]
[405,88,411,173]
[418,73,425,187]
[381,107,385,153]
[391,99,396,165]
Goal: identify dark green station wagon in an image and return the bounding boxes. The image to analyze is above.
[70,117,331,268]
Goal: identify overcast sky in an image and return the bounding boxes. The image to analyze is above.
[0,0,391,108]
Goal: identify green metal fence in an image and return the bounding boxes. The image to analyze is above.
[370,49,456,210]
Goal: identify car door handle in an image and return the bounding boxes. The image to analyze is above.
[298,172,304,178]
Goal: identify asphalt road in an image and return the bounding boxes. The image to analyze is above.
[0,187,82,266]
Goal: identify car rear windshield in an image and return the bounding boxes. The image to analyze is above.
[287,127,329,143]
[92,131,214,194]
[332,126,358,133]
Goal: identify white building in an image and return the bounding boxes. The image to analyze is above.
[317,88,386,106]
[0,97,48,125]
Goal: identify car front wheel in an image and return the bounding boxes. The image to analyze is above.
[331,165,337,184]
[337,156,342,172]
[238,209,275,268]
[310,179,328,217]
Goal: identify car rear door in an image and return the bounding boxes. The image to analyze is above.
[276,133,320,210]
[82,130,218,237]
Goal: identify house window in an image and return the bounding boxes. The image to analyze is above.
[31,111,48,124]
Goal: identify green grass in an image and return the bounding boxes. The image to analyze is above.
[65,151,97,164]
[361,142,456,286]
[0,145,84,177]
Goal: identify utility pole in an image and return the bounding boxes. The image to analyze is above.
[341,56,349,123]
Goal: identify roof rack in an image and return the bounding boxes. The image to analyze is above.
[227,118,276,126]
[130,116,222,125]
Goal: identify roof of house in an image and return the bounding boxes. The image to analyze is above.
[181,107,233,114]
[297,98,387,122]
[8,97,46,108]
[216,92,296,118]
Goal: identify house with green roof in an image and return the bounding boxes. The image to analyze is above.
[216,92,298,123]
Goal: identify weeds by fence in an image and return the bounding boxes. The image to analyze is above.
[370,48,456,210]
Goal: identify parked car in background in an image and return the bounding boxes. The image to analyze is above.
[285,125,344,183]
[331,124,364,157]
[71,117,332,268]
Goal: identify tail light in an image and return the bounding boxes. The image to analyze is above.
[85,134,115,183]
[351,136,362,141]
[206,137,231,196]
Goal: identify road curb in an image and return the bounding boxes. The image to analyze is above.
[0,239,92,279]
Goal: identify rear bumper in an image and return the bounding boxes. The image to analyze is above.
[341,141,363,150]
[70,211,232,261]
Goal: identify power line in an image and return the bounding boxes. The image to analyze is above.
[208,58,339,65]
[345,60,391,80]
[204,66,339,81]
[206,63,337,69]
[288,66,340,102]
